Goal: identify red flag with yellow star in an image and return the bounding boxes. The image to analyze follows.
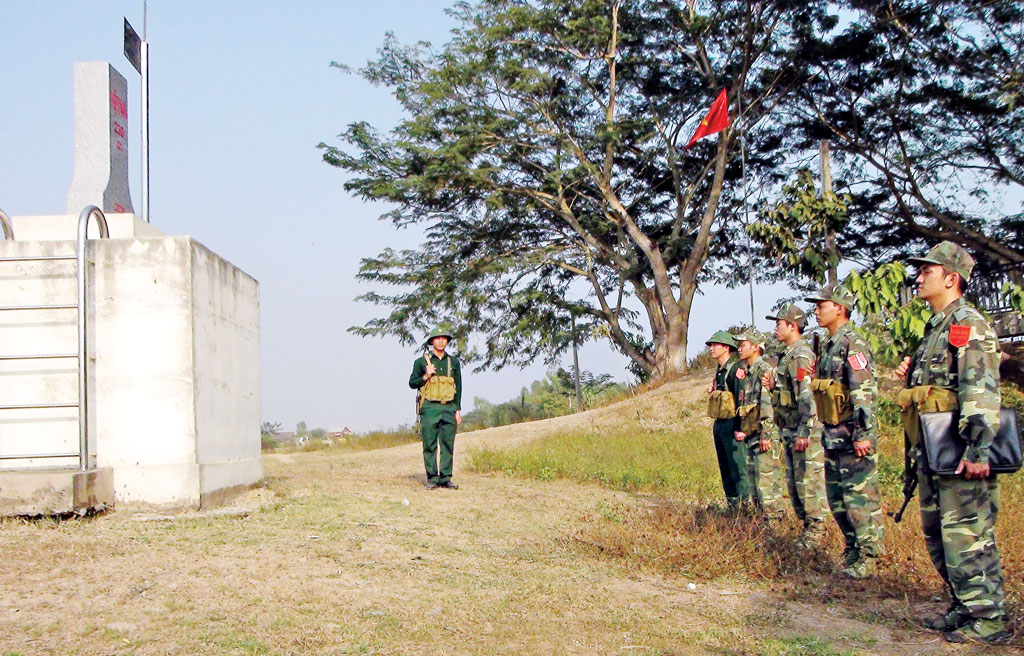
[685,88,730,150]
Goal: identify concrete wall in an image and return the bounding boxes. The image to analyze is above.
[0,214,261,506]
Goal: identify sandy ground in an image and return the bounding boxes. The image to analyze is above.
[0,378,1019,655]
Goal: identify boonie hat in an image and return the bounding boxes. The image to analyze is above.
[804,282,855,310]
[766,303,807,330]
[705,330,737,349]
[907,240,975,283]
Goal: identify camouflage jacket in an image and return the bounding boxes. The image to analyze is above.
[713,355,746,430]
[741,356,775,435]
[818,322,879,448]
[907,297,1001,464]
[772,337,820,440]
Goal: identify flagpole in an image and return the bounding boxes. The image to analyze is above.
[740,91,754,327]
[141,0,150,223]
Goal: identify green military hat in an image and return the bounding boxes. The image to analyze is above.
[908,240,975,283]
[804,282,855,309]
[425,326,454,344]
[766,303,807,329]
[705,330,737,349]
[735,329,768,350]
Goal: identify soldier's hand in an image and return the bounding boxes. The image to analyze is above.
[895,356,911,381]
[734,431,746,442]
[455,410,463,426]
[853,439,872,457]
[759,438,770,453]
[761,371,775,389]
[424,362,436,379]
[707,381,714,394]
[794,436,809,452]
[956,459,990,480]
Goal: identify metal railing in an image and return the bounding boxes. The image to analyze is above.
[0,206,109,471]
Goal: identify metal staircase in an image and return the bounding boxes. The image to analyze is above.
[0,206,109,472]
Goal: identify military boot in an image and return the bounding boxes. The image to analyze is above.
[944,617,1012,644]
[922,604,972,632]
[841,547,859,568]
[840,557,876,580]
[797,523,825,550]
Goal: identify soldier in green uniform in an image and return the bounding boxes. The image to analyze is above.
[735,331,785,518]
[895,242,1010,644]
[705,331,750,508]
[409,327,463,490]
[805,283,884,578]
[764,304,828,546]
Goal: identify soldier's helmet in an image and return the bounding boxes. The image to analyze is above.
[908,241,975,283]
[705,330,737,350]
[766,303,807,330]
[425,326,454,345]
[804,282,855,310]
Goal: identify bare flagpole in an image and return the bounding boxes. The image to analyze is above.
[141,0,150,223]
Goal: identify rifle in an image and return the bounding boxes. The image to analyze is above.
[890,457,918,523]
[415,346,433,422]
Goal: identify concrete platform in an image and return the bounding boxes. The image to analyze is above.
[0,467,113,516]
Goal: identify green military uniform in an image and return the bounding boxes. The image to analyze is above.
[409,327,463,487]
[767,305,828,543]
[904,243,1007,642]
[736,331,785,518]
[805,285,884,576]
[706,331,750,507]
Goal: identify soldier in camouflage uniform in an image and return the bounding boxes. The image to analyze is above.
[705,331,751,508]
[895,242,1010,644]
[735,330,785,519]
[805,284,884,578]
[764,304,828,545]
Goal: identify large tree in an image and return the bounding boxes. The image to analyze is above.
[322,0,830,379]
[784,0,1024,270]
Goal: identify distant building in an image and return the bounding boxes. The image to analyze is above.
[327,427,353,439]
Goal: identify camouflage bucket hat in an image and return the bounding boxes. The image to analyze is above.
[907,240,975,283]
[425,326,453,344]
[735,330,767,350]
[705,330,737,349]
[766,303,807,329]
[804,282,855,310]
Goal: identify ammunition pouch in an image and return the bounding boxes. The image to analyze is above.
[422,375,456,404]
[707,390,737,420]
[811,378,853,426]
[772,387,797,429]
[896,385,959,446]
[738,403,761,435]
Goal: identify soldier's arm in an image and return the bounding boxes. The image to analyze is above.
[758,365,775,427]
[955,315,1001,464]
[794,354,818,439]
[409,357,427,389]
[846,338,879,449]
[454,357,463,411]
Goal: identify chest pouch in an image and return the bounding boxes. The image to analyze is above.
[421,357,457,405]
[772,387,797,429]
[896,385,958,446]
[739,403,761,435]
[811,378,852,426]
[707,390,737,420]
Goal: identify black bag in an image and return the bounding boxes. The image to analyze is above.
[919,408,1022,475]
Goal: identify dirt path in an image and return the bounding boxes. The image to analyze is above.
[0,382,1019,655]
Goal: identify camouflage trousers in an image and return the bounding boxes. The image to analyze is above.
[917,448,1004,620]
[782,431,828,530]
[824,448,884,558]
[746,426,785,518]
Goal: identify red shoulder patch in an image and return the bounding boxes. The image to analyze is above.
[796,367,807,381]
[736,368,746,380]
[949,324,971,348]
[848,352,868,371]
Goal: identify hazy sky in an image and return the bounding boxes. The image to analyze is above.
[0,1,788,432]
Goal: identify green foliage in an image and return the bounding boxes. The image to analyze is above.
[1003,281,1024,314]
[747,169,851,284]
[844,263,930,365]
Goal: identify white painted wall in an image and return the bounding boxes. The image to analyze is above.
[0,214,261,506]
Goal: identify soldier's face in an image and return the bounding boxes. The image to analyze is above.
[431,336,448,351]
[774,319,789,340]
[708,343,727,359]
[738,340,757,360]
[915,264,954,301]
[814,301,842,326]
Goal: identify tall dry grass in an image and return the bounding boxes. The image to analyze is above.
[469,381,1024,640]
